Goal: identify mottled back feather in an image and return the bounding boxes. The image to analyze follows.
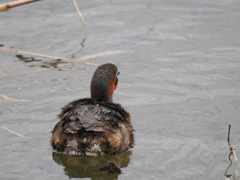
[58,98,131,134]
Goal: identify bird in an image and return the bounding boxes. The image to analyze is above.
[51,63,134,156]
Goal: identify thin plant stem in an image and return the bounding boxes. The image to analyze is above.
[72,0,86,27]
[0,125,25,137]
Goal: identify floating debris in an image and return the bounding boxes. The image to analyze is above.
[0,0,39,12]
[0,68,50,78]
[0,48,126,78]
[72,0,86,27]
[225,124,240,179]
[0,125,25,137]
[0,47,72,61]
[0,94,31,102]
[227,125,240,167]
[73,51,123,62]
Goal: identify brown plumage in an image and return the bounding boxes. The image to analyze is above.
[51,63,134,156]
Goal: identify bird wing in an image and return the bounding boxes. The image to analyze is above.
[59,101,127,134]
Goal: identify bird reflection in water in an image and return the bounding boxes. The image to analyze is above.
[52,150,132,179]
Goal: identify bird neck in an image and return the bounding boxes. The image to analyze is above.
[90,78,113,102]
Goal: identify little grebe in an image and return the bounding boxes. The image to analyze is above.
[51,63,134,156]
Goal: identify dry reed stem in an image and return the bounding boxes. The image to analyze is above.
[0,125,25,137]
[0,48,72,61]
[0,47,95,66]
[18,50,72,61]
[0,94,32,102]
[228,125,232,149]
[8,0,37,8]
[73,51,123,62]
[228,125,240,168]
[0,48,124,78]
[233,150,240,168]
[0,70,30,81]
[0,0,38,11]
[0,68,50,78]
[82,62,98,66]
[1,123,19,127]
[0,47,122,65]
[72,0,86,27]
[0,70,32,81]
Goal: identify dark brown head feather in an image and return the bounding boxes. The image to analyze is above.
[90,63,118,102]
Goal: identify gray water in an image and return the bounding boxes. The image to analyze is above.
[1,0,240,179]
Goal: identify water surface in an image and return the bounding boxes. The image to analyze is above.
[1,0,240,179]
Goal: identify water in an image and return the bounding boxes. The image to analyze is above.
[1,0,240,179]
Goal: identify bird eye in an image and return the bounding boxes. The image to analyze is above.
[116,71,120,76]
